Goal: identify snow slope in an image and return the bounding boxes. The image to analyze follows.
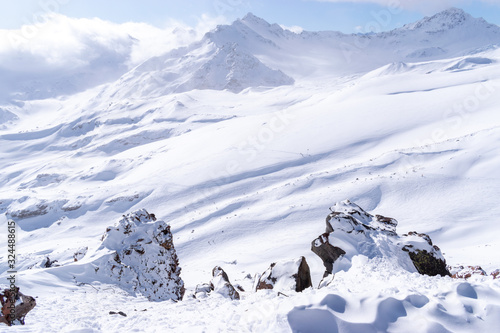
[1,8,500,332]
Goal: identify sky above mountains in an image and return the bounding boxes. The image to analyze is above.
[1,0,500,33]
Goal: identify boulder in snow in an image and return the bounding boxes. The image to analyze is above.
[211,266,240,300]
[0,287,36,326]
[194,266,240,300]
[312,200,450,281]
[401,231,450,277]
[256,257,312,293]
[448,265,487,279]
[95,209,184,301]
[310,233,345,277]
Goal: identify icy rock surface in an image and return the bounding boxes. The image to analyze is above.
[96,209,184,301]
[313,200,450,282]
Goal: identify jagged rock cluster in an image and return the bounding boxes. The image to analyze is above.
[311,200,450,285]
[95,209,184,301]
[449,265,500,279]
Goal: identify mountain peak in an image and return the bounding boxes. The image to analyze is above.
[241,12,270,27]
[403,7,480,31]
[431,7,470,22]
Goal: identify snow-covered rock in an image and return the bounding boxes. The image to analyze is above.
[211,266,240,300]
[95,209,184,301]
[194,266,240,300]
[312,201,450,284]
[255,257,312,293]
[449,265,487,279]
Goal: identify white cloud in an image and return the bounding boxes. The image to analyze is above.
[0,13,225,101]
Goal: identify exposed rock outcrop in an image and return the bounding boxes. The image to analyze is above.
[41,256,59,268]
[194,266,240,300]
[449,265,487,279]
[95,209,184,301]
[211,266,240,300]
[73,247,88,262]
[312,200,450,282]
[401,231,450,277]
[0,287,36,326]
[449,265,500,279]
[256,257,312,293]
[310,233,345,277]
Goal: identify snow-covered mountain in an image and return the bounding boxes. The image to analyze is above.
[104,39,294,99]
[202,8,500,79]
[109,8,500,98]
[1,8,500,332]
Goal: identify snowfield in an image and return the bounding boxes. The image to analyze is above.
[1,8,500,332]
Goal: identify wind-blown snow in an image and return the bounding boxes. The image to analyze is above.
[1,8,500,332]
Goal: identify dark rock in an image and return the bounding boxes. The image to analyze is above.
[256,257,312,293]
[401,232,450,277]
[404,249,450,277]
[41,256,59,268]
[294,257,313,292]
[0,287,36,326]
[109,311,127,317]
[311,233,346,276]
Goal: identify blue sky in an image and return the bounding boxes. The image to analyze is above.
[2,0,500,33]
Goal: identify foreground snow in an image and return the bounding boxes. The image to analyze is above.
[3,257,498,332]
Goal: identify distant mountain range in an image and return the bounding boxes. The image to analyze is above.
[3,8,500,102]
[97,8,500,99]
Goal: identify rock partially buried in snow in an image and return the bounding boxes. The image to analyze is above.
[310,233,345,277]
[256,257,312,293]
[194,283,214,299]
[194,266,240,300]
[401,231,450,277]
[312,200,450,283]
[449,265,487,279]
[95,209,184,301]
[448,265,500,279]
[211,266,240,300]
